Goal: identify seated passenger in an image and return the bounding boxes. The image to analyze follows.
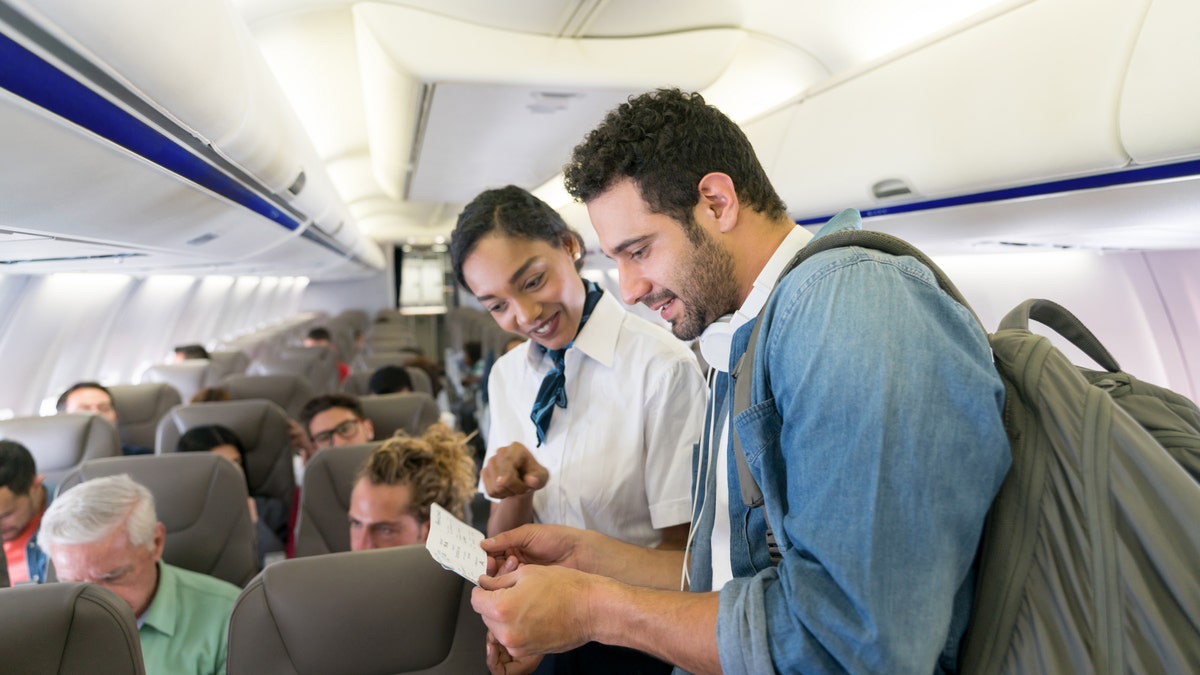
[0,441,51,584]
[173,344,210,362]
[41,474,240,675]
[367,365,413,395]
[190,386,232,403]
[299,394,375,454]
[348,423,475,551]
[56,381,151,456]
[303,327,349,383]
[176,425,287,566]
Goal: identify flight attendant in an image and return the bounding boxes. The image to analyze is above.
[450,185,706,674]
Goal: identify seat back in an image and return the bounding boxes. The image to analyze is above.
[220,373,315,419]
[57,454,258,587]
[0,546,8,588]
[249,347,338,394]
[140,361,211,402]
[293,443,376,557]
[227,546,486,675]
[155,400,295,511]
[360,392,441,440]
[342,366,432,397]
[0,414,121,484]
[107,382,183,451]
[0,582,145,674]
[207,350,250,383]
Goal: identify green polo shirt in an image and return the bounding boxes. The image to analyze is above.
[139,562,240,675]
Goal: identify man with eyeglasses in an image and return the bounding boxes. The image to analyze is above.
[298,394,375,451]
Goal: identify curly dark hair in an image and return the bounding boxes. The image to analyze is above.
[563,88,787,239]
[449,185,582,292]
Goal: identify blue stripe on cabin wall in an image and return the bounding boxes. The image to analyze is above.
[0,30,302,233]
[797,158,1200,226]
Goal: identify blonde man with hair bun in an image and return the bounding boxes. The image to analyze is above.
[348,423,477,551]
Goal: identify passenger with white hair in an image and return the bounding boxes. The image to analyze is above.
[40,474,240,675]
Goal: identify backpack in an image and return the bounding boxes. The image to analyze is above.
[731,229,1200,674]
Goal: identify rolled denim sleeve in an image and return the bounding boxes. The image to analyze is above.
[718,247,1010,674]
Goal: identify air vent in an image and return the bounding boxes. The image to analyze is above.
[872,178,914,199]
[287,170,306,197]
[186,232,219,246]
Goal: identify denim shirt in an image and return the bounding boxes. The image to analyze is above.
[25,485,52,584]
[687,210,1011,674]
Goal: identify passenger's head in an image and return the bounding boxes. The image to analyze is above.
[190,386,232,404]
[173,344,210,362]
[564,88,787,340]
[0,441,45,542]
[299,394,374,449]
[463,341,482,367]
[450,185,587,351]
[367,365,412,395]
[303,327,334,351]
[348,423,475,551]
[176,424,247,470]
[40,474,165,616]
[56,382,118,427]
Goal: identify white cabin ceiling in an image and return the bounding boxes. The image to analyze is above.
[1,0,1196,279]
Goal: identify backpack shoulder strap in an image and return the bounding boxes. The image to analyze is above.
[998,298,1120,372]
[731,229,982,511]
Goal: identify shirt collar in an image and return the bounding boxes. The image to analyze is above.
[527,289,622,370]
[729,225,814,333]
[139,562,174,636]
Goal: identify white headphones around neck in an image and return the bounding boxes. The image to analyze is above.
[697,284,773,372]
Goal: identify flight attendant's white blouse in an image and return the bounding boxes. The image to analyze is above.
[483,291,707,548]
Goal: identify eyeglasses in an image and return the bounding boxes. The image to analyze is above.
[311,418,363,446]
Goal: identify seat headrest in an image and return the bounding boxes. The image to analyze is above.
[141,361,211,402]
[0,414,121,484]
[0,582,145,674]
[57,453,258,587]
[156,399,295,507]
[227,546,485,674]
[108,383,183,451]
[249,347,339,394]
[207,351,250,382]
[293,443,377,557]
[219,373,315,419]
[359,392,440,440]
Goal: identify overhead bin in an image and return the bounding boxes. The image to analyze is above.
[763,0,1157,219]
[1118,0,1200,164]
[0,0,383,278]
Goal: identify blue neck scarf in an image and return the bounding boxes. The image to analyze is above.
[530,279,604,446]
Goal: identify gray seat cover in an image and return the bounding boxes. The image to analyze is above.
[0,413,121,484]
[227,546,486,674]
[0,582,145,674]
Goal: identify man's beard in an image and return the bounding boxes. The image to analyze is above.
[665,228,741,341]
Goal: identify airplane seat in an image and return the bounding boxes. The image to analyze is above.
[206,350,251,384]
[227,546,486,675]
[155,400,295,515]
[249,347,339,394]
[107,382,183,452]
[359,350,411,370]
[140,361,211,403]
[341,370,372,396]
[56,453,258,587]
[0,582,146,674]
[405,366,434,396]
[0,547,8,588]
[0,414,121,485]
[360,392,441,440]
[343,366,433,397]
[219,373,315,419]
[293,442,377,557]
